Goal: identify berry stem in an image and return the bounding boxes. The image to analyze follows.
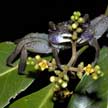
[67,41,77,66]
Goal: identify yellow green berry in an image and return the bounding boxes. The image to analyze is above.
[35,55,41,61]
[63,74,69,81]
[76,27,83,33]
[97,70,101,74]
[78,17,85,23]
[52,59,56,65]
[76,11,81,17]
[68,25,73,31]
[54,84,60,90]
[70,15,75,21]
[77,72,83,79]
[95,65,100,71]
[100,72,104,77]
[26,61,30,65]
[28,57,32,60]
[52,96,57,101]
[61,81,68,88]
[92,73,98,80]
[50,76,56,82]
[48,67,55,72]
[30,61,35,65]
[54,70,61,75]
[34,64,39,70]
[71,22,78,29]
[73,11,77,16]
[78,62,84,68]
[58,78,63,84]
[73,11,81,17]
[74,15,79,20]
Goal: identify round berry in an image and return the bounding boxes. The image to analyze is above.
[78,17,85,23]
[76,11,81,17]
[50,76,56,82]
[70,15,75,21]
[76,27,83,33]
[58,78,63,84]
[61,81,68,88]
[35,55,41,61]
[34,64,39,70]
[71,22,78,29]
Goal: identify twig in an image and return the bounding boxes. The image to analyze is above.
[67,41,77,66]
[68,66,78,72]
[73,45,89,66]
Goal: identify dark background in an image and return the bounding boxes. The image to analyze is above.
[0,0,108,41]
[2,1,108,107]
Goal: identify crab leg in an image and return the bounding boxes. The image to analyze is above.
[18,46,27,74]
[7,37,48,67]
[89,38,100,66]
[52,47,62,69]
[6,41,25,67]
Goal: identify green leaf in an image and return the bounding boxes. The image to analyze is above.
[68,47,108,108]
[0,42,34,108]
[9,84,54,108]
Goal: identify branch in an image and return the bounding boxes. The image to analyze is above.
[67,41,77,66]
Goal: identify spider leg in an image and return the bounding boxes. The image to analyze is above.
[18,46,27,74]
[89,38,100,66]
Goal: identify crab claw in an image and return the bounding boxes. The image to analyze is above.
[49,32,72,45]
[77,37,88,44]
[58,33,72,43]
[77,29,94,44]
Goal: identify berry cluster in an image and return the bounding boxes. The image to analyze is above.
[68,11,85,41]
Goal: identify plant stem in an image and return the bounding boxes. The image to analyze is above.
[67,42,77,66]
[105,5,108,16]
[67,41,89,67]
[69,67,78,72]
[73,45,89,66]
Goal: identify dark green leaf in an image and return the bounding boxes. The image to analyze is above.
[9,84,54,108]
[68,47,108,108]
[0,42,34,108]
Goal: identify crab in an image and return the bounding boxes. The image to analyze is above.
[77,14,108,65]
[6,21,73,74]
[7,14,108,74]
